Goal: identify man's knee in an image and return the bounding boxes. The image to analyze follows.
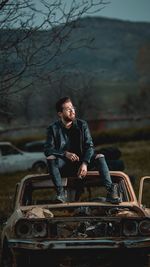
[46,155,56,160]
[95,153,107,167]
[46,156,57,169]
[95,153,105,159]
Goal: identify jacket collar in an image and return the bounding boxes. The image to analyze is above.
[59,119,78,129]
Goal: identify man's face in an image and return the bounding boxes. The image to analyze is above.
[59,101,76,122]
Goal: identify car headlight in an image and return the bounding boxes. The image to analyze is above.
[16,220,32,238]
[139,220,150,236]
[15,220,47,238]
[123,220,138,236]
[33,222,47,237]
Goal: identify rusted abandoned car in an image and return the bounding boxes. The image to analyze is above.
[1,171,150,267]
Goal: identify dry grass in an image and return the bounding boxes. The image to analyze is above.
[118,140,150,196]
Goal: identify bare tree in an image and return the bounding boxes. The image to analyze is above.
[49,70,104,120]
[0,0,109,123]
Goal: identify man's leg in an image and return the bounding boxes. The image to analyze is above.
[91,154,121,203]
[94,154,112,190]
[47,156,67,202]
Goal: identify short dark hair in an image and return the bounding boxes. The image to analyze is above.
[55,96,72,113]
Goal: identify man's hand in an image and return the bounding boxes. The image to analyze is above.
[65,151,79,162]
[77,162,87,178]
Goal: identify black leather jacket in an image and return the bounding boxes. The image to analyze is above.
[44,119,94,164]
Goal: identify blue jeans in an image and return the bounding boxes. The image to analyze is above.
[47,154,112,192]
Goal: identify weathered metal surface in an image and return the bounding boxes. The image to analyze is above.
[1,171,150,267]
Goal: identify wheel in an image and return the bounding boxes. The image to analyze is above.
[32,161,47,173]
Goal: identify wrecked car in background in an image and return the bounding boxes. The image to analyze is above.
[0,142,47,173]
[22,140,45,152]
[1,171,150,267]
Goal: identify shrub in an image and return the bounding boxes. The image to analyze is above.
[92,126,150,146]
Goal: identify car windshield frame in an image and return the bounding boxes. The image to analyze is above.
[19,173,132,206]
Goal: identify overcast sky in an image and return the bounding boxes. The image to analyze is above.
[34,0,150,28]
[99,0,150,22]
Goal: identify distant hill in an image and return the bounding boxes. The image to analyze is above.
[56,17,150,81]
[0,17,150,126]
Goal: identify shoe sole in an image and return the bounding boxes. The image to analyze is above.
[55,198,66,203]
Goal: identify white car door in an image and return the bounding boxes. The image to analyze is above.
[0,144,26,173]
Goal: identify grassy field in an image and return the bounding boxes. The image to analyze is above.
[117,140,150,200]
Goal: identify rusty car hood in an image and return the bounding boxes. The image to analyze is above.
[19,201,146,219]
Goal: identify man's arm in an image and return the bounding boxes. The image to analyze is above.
[82,121,94,164]
[44,126,65,158]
